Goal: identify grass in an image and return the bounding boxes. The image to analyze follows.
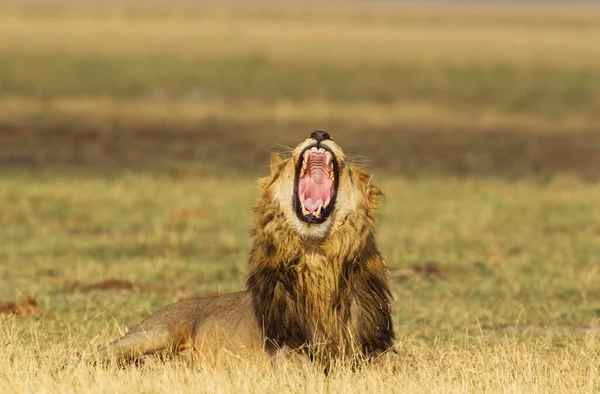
[1,169,600,392]
[2,1,600,392]
[0,3,599,131]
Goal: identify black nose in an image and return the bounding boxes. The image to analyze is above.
[310,130,331,143]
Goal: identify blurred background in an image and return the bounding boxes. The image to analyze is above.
[1,0,599,178]
[2,1,600,364]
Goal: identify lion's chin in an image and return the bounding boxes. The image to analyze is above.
[293,145,339,224]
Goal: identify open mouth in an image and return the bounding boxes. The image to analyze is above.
[293,145,339,224]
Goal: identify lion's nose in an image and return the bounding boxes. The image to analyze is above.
[310,130,331,143]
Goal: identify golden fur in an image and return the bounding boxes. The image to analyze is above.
[248,136,394,364]
[94,133,394,367]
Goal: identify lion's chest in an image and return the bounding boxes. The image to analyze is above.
[293,253,350,333]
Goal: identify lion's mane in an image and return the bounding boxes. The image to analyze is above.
[247,153,394,362]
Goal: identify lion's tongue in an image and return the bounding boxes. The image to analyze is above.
[300,181,332,212]
[299,155,333,213]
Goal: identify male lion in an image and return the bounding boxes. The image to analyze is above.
[95,131,395,367]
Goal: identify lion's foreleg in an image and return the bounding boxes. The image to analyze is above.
[94,327,176,362]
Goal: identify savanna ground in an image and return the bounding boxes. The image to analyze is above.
[1,1,600,392]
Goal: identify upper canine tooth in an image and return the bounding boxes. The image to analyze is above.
[325,154,331,166]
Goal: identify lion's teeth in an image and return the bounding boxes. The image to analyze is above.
[301,201,308,215]
[315,205,322,217]
[299,157,307,178]
[325,153,331,166]
[302,151,310,165]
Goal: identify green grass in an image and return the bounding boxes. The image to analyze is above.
[1,169,600,392]
[1,54,598,120]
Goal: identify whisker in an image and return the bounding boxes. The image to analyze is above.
[273,143,294,149]
[345,154,373,167]
[267,145,294,160]
[345,153,370,160]
[346,155,372,162]
[271,143,295,153]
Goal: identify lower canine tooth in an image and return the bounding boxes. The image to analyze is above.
[315,205,322,217]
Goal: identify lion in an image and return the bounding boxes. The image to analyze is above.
[94,130,395,368]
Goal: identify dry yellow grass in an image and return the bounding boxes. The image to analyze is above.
[1,316,599,393]
[2,173,600,392]
[1,3,600,392]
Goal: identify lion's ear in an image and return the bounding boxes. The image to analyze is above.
[366,176,383,209]
[269,152,285,173]
[353,168,383,210]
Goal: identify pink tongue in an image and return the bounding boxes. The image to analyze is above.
[299,177,333,212]
[303,198,323,212]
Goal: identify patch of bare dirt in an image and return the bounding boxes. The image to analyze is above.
[82,279,138,291]
[47,275,222,301]
[0,296,42,316]
[390,262,443,281]
[2,121,600,179]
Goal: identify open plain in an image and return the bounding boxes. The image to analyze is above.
[1,2,600,393]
